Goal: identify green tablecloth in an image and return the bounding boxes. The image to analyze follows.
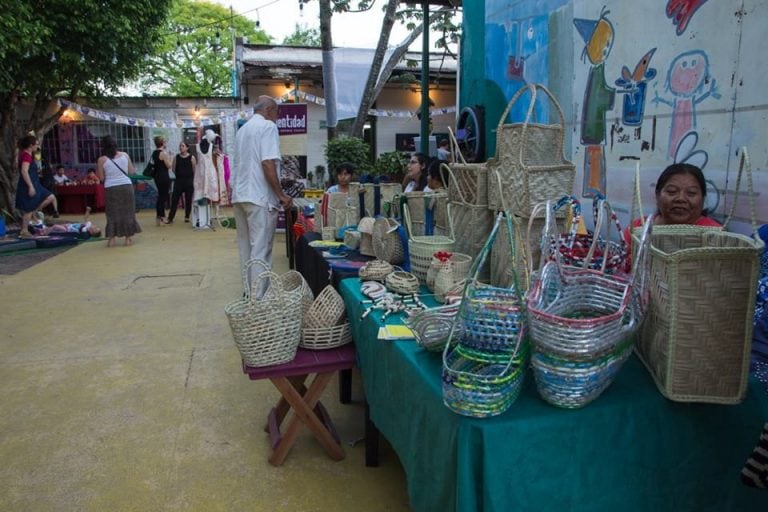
[340,278,768,512]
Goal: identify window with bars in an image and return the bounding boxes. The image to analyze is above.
[40,125,61,166]
[74,122,146,165]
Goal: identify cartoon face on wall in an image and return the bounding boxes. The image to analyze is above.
[585,17,614,65]
[667,50,709,97]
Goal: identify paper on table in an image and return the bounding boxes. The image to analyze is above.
[377,324,415,340]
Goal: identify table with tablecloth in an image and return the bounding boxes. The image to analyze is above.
[339,277,768,512]
[294,231,373,296]
[55,184,105,214]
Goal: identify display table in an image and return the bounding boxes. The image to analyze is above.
[55,184,105,214]
[294,231,373,296]
[339,277,768,512]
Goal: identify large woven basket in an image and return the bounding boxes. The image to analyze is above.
[631,152,763,404]
[372,217,406,264]
[486,83,575,216]
[225,262,303,367]
[446,127,488,206]
[280,269,314,319]
[403,202,455,283]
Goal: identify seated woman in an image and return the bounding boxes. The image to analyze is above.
[623,162,720,268]
[424,158,449,193]
[326,162,355,194]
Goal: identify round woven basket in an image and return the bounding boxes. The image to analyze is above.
[359,259,394,281]
[300,322,353,350]
[304,285,346,329]
[385,270,420,295]
[372,217,405,264]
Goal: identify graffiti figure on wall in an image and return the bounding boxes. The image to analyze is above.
[614,48,657,127]
[574,6,615,198]
[652,49,720,160]
[666,0,710,35]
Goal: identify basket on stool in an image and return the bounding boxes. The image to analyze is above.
[225,260,303,367]
[304,285,346,329]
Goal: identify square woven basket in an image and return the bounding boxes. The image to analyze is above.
[634,228,761,404]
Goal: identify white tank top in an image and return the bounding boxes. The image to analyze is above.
[103,153,133,188]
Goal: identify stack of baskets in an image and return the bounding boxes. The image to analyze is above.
[301,285,353,350]
[442,213,528,418]
[526,203,653,408]
[403,202,455,284]
[444,131,494,281]
[225,259,309,367]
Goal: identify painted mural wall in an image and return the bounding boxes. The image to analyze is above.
[463,0,766,232]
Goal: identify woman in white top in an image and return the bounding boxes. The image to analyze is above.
[96,136,142,247]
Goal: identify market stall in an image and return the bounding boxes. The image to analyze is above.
[339,277,768,512]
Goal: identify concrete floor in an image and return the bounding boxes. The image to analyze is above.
[0,208,411,511]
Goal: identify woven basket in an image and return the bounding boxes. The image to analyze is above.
[372,217,406,264]
[359,259,394,281]
[280,269,314,319]
[225,263,303,367]
[443,212,529,418]
[362,183,403,217]
[304,285,346,329]
[397,192,450,237]
[358,217,376,256]
[405,303,460,352]
[630,153,763,404]
[446,127,488,206]
[385,271,420,295]
[486,83,575,216]
[526,209,653,408]
[344,229,361,250]
[404,202,455,283]
[301,322,353,350]
[450,200,493,281]
[449,213,528,361]
[426,252,473,293]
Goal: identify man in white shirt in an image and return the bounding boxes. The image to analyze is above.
[231,95,292,295]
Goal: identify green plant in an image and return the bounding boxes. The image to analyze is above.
[374,151,408,179]
[324,136,372,177]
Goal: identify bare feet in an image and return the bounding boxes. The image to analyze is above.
[124,237,133,246]
[107,237,116,247]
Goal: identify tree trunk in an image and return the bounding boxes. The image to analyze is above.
[350,9,446,138]
[319,0,337,141]
[0,92,69,217]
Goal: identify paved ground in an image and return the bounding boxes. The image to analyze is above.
[0,208,410,511]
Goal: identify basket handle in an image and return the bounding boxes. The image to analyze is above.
[442,162,471,206]
[495,83,567,162]
[447,126,467,165]
[723,146,759,238]
[242,259,271,300]
[491,167,528,289]
[590,196,626,274]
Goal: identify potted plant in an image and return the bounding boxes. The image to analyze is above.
[324,136,373,183]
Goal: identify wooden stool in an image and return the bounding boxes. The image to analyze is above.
[242,344,356,466]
